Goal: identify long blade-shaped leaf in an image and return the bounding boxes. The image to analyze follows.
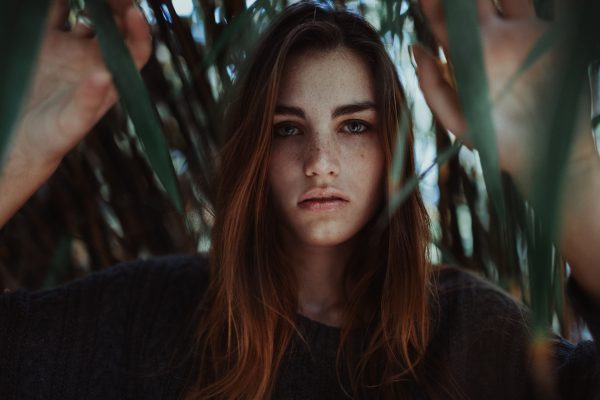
[0,1,52,165]
[388,105,410,206]
[86,0,182,211]
[528,1,599,336]
[442,0,505,219]
[589,61,600,139]
[200,0,273,70]
[378,139,462,228]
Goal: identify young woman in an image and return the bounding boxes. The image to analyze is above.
[1,0,599,399]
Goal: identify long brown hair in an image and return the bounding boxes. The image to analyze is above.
[184,2,433,398]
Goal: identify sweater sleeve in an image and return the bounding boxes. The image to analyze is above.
[433,267,600,400]
[555,277,600,400]
[0,254,209,400]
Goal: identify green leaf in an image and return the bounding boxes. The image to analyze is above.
[527,1,599,333]
[379,0,409,36]
[589,61,600,135]
[44,235,73,289]
[379,139,462,228]
[442,0,505,219]
[86,0,183,212]
[201,0,265,70]
[534,0,554,20]
[0,0,52,165]
[389,105,410,202]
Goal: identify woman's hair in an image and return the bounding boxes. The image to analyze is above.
[184,2,433,398]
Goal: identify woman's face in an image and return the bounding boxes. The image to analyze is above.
[269,47,385,247]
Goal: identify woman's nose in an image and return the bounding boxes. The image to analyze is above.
[303,133,340,177]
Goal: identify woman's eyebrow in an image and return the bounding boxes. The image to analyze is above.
[274,101,377,119]
[332,101,377,118]
[274,104,305,118]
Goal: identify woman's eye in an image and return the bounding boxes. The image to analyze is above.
[274,124,301,137]
[343,120,369,134]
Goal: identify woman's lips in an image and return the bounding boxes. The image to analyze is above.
[298,197,349,211]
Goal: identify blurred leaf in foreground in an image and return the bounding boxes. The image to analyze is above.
[86,0,183,211]
[442,0,505,219]
[0,1,52,164]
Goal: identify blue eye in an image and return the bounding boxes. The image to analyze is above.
[343,120,369,134]
[274,124,301,137]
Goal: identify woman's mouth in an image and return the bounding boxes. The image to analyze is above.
[298,197,349,211]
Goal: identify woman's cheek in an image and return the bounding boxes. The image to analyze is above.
[344,137,384,177]
[269,142,302,207]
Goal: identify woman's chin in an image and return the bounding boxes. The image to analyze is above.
[293,228,358,248]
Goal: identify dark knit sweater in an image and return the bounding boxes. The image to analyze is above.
[0,254,598,399]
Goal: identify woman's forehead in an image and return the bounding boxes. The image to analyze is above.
[277,48,376,110]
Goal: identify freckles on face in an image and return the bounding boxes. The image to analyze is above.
[268,48,385,248]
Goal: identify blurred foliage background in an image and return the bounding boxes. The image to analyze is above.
[1,0,599,341]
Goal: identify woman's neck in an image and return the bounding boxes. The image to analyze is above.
[285,237,355,328]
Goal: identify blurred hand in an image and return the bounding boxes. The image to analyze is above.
[413,0,597,191]
[10,0,152,170]
[414,0,600,298]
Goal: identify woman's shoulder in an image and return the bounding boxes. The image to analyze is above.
[430,265,530,337]
[428,266,600,399]
[2,253,211,333]
[102,252,209,291]
[0,254,211,398]
[88,252,209,284]
[30,253,209,298]
[425,266,533,398]
[434,264,525,308]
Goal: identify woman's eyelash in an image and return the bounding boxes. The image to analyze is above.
[273,120,372,137]
[274,123,301,137]
[342,120,371,134]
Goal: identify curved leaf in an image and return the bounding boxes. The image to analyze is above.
[86,0,183,212]
[442,0,506,219]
